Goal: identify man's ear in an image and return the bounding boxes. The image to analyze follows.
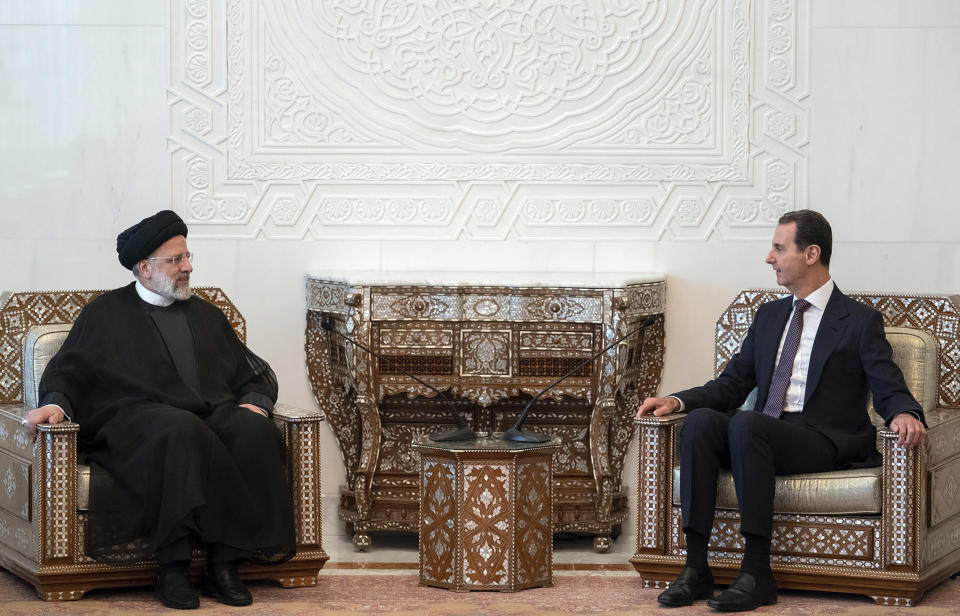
[137,260,152,280]
[804,244,821,265]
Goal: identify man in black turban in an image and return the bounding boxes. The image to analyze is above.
[24,210,295,609]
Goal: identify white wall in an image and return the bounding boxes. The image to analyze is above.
[1,1,958,542]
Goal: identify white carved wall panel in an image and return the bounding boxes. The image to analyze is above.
[169,0,809,240]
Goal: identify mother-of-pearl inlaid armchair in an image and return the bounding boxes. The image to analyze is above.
[0,288,328,600]
[631,289,960,607]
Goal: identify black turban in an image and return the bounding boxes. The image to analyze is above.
[116,210,189,269]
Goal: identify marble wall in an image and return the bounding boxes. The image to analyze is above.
[1,0,958,543]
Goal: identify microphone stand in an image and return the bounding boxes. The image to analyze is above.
[502,314,659,443]
[320,316,477,442]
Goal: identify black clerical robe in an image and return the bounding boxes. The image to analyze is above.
[38,283,295,563]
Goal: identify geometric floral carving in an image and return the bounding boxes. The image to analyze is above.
[462,464,510,587]
[516,461,552,585]
[419,459,456,586]
[308,277,665,549]
[461,331,511,377]
[170,0,809,241]
[415,440,557,591]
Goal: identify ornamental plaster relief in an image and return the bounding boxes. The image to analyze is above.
[169,0,808,240]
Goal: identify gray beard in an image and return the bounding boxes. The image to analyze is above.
[153,270,192,302]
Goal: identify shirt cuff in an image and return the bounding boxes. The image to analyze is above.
[667,395,685,413]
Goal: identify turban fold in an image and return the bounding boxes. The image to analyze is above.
[116,210,188,269]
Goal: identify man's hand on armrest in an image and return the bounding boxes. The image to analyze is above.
[23,405,66,439]
[239,403,268,418]
[889,412,926,448]
[636,396,682,418]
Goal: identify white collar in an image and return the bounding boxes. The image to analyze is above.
[135,280,175,307]
[796,278,834,311]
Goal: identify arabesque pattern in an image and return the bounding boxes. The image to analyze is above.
[415,439,557,591]
[169,0,810,241]
[307,276,665,551]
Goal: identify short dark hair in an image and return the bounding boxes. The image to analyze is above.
[778,209,832,267]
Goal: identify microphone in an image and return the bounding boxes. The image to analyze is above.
[502,314,659,443]
[320,316,478,442]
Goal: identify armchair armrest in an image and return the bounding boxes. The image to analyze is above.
[874,412,960,572]
[34,416,81,565]
[633,413,687,555]
[271,403,324,549]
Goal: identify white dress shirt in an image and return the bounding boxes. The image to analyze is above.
[775,279,834,413]
[670,279,835,413]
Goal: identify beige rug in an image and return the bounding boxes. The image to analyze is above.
[1,568,958,615]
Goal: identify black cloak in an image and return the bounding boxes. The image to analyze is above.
[38,283,295,564]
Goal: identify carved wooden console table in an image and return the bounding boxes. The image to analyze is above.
[305,275,665,551]
[413,435,560,592]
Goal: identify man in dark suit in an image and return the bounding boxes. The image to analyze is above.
[637,209,926,612]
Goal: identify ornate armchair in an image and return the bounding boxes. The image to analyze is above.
[631,289,960,607]
[0,288,328,600]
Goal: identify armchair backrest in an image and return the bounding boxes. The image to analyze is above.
[23,324,72,409]
[873,327,938,414]
[715,289,960,413]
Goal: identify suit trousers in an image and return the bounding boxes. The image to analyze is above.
[680,408,837,540]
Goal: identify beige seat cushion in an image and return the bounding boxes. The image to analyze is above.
[671,466,883,515]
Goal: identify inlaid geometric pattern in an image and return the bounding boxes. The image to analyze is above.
[668,508,882,567]
[0,451,29,523]
[461,330,511,377]
[415,439,557,592]
[462,464,510,587]
[930,458,960,528]
[170,0,809,241]
[883,435,916,567]
[307,278,665,548]
[419,459,456,586]
[379,425,450,474]
[515,460,552,585]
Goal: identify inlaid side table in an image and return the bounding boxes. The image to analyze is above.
[413,435,561,592]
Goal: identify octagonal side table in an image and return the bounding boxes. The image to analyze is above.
[412,435,560,592]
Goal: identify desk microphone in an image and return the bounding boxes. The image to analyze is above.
[320,316,478,442]
[502,314,659,443]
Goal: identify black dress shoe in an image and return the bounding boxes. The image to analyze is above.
[706,570,777,612]
[156,565,199,610]
[657,566,714,607]
[201,561,253,606]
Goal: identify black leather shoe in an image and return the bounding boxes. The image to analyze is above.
[201,561,253,606]
[156,565,199,610]
[657,566,714,607]
[706,571,777,612]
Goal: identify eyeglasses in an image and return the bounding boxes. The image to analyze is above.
[146,252,195,266]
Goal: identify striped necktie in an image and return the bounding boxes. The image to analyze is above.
[761,298,811,419]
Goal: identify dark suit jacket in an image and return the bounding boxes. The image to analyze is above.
[674,286,924,467]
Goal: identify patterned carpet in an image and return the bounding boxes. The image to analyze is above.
[1,568,958,615]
